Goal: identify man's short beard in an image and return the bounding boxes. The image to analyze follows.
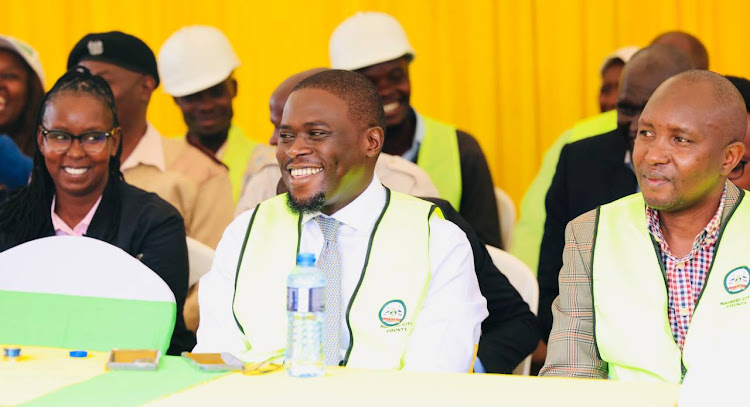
[286,192,326,214]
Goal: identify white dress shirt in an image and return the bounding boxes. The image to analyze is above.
[196,175,487,372]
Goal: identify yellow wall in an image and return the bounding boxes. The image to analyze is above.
[5,0,750,204]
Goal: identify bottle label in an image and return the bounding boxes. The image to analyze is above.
[287,287,325,312]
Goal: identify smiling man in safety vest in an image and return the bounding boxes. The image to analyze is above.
[328,12,501,248]
[541,70,749,382]
[195,70,487,372]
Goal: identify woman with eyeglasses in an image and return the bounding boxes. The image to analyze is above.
[0,66,195,355]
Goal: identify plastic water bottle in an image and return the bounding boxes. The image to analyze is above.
[285,252,326,377]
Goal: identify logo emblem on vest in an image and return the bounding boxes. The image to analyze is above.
[379,300,406,326]
[87,40,104,56]
[724,266,750,294]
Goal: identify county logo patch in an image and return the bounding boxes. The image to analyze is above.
[724,266,750,294]
[379,300,406,326]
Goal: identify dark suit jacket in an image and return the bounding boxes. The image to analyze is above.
[454,130,502,249]
[537,128,638,341]
[423,197,538,373]
[405,109,501,248]
[0,181,196,355]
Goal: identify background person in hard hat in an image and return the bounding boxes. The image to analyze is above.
[599,46,639,113]
[158,25,274,203]
[67,31,234,251]
[235,67,440,215]
[329,11,501,249]
[0,35,45,202]
[0,35,45,158]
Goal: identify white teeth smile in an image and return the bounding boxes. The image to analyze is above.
[383,102,399,113]
[290,167,322,178]
[64,167,88,175]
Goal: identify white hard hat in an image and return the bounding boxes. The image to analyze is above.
[0,35,45,88]
[329,11,415,71]
[158,25,240,97]
[600,46,640,75]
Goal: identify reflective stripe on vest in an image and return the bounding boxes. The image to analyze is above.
[569,109,617,143]
[592,191,750,383]
[418,116,462,210]
[231,189,438,368]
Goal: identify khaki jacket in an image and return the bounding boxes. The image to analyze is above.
[124,136,234,249]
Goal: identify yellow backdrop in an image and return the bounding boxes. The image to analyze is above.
[4,0,749,204]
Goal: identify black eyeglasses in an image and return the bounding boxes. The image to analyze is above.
[40,126,115,154]
[729,160,747,181]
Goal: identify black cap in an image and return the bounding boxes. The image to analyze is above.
[67,31,160,87]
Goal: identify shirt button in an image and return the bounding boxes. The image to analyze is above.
[679,307,690,317]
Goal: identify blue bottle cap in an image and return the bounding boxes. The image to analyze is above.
[69,350,88,358]
[3,348,20,357]
[296,252,316,266]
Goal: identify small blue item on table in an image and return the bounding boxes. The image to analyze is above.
[3,347,21,358]
[69,350,88,358]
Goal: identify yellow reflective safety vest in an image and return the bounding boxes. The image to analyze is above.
[219,124,261,202]
[510,109,617,273]
[178,124,261,202]
[592,191,750,383]
[232,189,440,368]
[418,116,462,210]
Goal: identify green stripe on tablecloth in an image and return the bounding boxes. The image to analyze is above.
[20,356,229,407]
[0,290,175,353]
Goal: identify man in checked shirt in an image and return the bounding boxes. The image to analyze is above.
[541,70,749,383]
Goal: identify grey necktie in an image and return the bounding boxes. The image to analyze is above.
[314,215,343,366]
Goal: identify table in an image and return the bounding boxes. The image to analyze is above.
[0,346,680,407]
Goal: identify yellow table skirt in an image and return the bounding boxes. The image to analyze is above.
[146,367,680,407]
[0,345,680,407]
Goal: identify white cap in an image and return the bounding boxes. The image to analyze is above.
[329,12,415,71]
[158,25,240,97]
[600,46,640,75]
[0,35,45,88]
